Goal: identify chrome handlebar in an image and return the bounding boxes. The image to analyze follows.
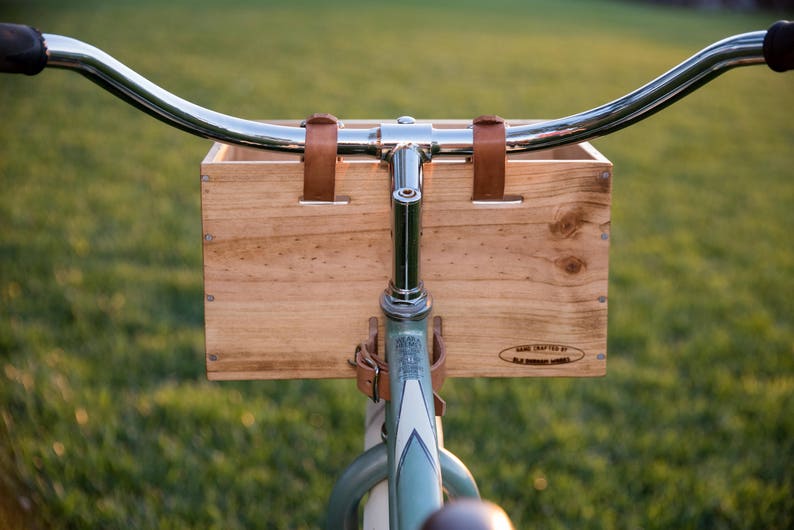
[43,30,769,156]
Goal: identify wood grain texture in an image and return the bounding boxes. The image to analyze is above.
[200,121,612,380]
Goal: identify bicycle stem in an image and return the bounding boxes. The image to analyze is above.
[381,119,433,321]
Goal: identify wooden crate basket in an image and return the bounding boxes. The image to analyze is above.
[201,120,612,381]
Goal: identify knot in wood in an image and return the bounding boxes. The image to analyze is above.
[556,255,586,275]
[550,209,584,238]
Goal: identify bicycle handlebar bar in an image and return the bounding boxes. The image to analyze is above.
[1,21,792,155]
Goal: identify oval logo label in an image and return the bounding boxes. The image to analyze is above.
[499,344,585,366]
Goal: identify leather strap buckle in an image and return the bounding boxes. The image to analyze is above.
[356,344,381,403]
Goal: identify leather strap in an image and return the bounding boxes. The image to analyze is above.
[354,317,447,416]
[471,115,506,201]
[303,113,339,202]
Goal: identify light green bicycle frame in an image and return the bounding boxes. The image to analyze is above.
[384,317,442,530]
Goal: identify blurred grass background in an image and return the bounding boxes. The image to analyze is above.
[1,0,792,528]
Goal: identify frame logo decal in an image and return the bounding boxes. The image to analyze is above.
[499,344,585,366]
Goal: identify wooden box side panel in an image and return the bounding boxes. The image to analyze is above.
[201,156,390,380]
[423,160,611,378]
[201,142,611,380]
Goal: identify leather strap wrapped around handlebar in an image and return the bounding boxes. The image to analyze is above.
[471,115,507,201]
[302,113,339,202]
[354,317,447,416]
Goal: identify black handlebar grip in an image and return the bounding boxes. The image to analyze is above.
[0,23,47,75]
[764,20,794,73]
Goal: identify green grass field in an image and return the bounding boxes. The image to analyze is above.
[1,1,793,528]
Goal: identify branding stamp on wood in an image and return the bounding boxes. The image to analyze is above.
[498,344,585,366]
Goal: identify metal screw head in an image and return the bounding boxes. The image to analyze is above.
[600,171,611,180]
[397,116,416,125]
[201,175,210,182]
[204,234,214,241]
[208,354,218,362]
[207,294,215,302]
